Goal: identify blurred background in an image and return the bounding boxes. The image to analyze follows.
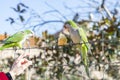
[0,0,120,80]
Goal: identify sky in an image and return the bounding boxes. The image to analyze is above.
[0,0,120,37]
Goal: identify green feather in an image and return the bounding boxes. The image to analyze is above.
[66,20,78,29]
[66,20,91,78]
[81,44,90,77]
[0,43,20,50]
[0,30,33,50]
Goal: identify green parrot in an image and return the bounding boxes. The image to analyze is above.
[0,30,34,50]
[64,20,91,77]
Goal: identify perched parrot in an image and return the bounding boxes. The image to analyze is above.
[64,20,91,77]
[0,30,34,50]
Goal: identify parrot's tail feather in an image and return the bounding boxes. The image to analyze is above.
[85,66,90,78]
[0,44,11,51]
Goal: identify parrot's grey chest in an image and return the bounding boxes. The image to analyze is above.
[70,28,81,43]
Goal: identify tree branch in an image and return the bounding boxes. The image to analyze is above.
[44,2,68,20]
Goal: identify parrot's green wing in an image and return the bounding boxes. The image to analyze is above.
[78,24,91,78]
[78,28,88,42]
[0,42,20,50]
[5,31,24,44]
[66,20,91,50]
[78,27,91,50]
[81,44,90,77]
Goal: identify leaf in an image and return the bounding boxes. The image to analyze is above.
[11,7,18,12]
[19,15,24,22]
[17,5,21,12]
[6,17,15,24]
[19,3,29,8]
[105,26,115,34]
[104,18,111,26]
[20,9,26,13]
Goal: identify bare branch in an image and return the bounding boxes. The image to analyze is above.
[43,10,57,14]
[28,20,64,30]
[34,20,64,27]
[44,2,68,20]
[101,0,113,19]
[63,3,76,13]
[101,0,105,8]
[103,5,113,19]
[42,10,67,20]
[83,0,99,8]
[89,0,99,4]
